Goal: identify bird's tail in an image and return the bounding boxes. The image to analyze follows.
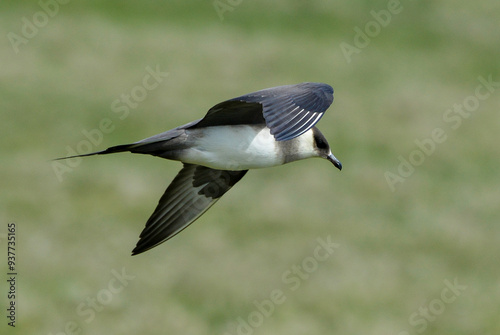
[54,136,185,161]
[53,143,139,161]
[54,127,187,161]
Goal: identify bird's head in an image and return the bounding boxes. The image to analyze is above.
[312,128,342,171]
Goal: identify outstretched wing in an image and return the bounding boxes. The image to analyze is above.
[191,82,333,141]
[132,164,248,255]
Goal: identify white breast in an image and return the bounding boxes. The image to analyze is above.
[182,126,284,170]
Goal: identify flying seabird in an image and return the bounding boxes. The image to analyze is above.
[57,82,342,255]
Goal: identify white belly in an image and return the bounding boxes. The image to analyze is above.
[182,126,284,170]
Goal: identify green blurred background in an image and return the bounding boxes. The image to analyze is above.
[2,0,499,334]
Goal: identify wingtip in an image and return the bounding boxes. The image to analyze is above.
[131,237,163,256]
[131,243,147,256]
[131,250,140,256]
[131,249,143,256]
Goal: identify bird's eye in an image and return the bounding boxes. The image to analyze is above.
[315,137,328,149]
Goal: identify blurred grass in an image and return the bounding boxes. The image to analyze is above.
[1,0,500,334]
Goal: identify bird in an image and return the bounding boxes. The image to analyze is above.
[57,82,342,255]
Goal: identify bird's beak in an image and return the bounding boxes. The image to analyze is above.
[327,153,342,171]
